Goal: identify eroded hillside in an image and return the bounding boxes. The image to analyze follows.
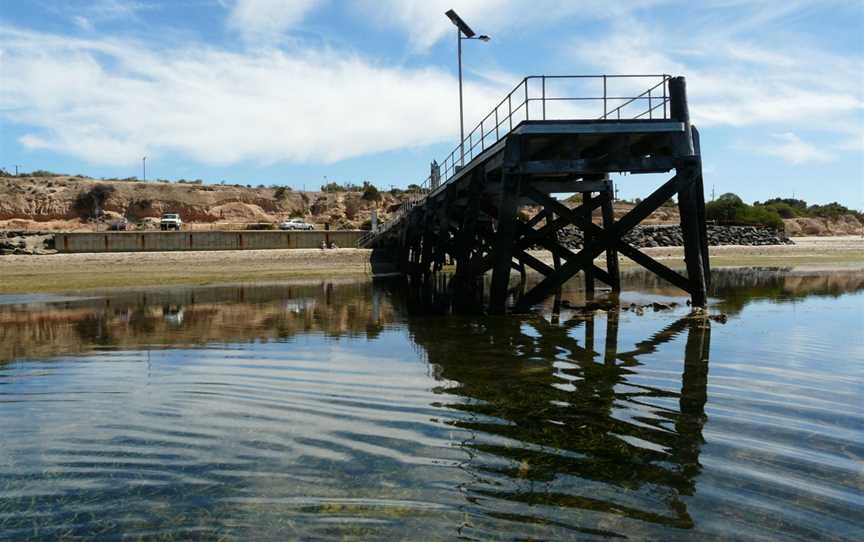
[0,176,406,230]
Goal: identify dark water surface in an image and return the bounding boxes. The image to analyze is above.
[1,269,862,541]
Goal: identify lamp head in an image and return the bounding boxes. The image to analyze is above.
[445,9,476,38]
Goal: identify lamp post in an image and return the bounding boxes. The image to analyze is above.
[445,9,489,166]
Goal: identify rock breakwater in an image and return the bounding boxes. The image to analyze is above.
[554,224,793,249]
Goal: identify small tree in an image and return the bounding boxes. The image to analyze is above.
[344,197,361,220]
[361,181,381,201]
[274,186,290,200]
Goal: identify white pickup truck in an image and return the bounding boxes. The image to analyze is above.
[160,213,183,231]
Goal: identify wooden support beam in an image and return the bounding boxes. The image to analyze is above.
[677,164,708,307]
[515,174,692,310]
[600,185,621,291]
[615,241,692,293]
[453,171,483,282]
[692,127,711,289]
[490,136,523,313]
[518,157,675,176]
[614,175,680,234]
[546,209,560,271]
[583,191,595,297]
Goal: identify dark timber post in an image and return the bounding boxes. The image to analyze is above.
[600,181,620,291]
[583,191,595,298]
[546,209,561,271]
[670,76,708,307]
[490,135,522,313]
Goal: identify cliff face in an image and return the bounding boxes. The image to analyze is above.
[783,215,864,236]
[1,176,860,236]
[0,176,404,230]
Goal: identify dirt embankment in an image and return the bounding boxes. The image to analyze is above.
[1,175,860,236]
[0,176,405,231]
[783,215,864,236]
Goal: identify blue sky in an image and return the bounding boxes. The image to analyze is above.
[0,0,861,205]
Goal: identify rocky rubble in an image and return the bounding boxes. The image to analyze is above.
[0,231,56,255]
[554,224,793,249]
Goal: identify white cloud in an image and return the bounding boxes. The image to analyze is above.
[83,0,150,22]
[227,0,323,42]
[354,0,668,52]
[751,133,831,165]
[73,16,93,31]
[0,27,505,166]
[566,13,864,162]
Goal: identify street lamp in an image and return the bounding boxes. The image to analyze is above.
[445,9,490,166]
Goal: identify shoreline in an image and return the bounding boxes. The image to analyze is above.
[1,237,862,294]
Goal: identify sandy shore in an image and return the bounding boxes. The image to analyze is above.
[1,237,862,294]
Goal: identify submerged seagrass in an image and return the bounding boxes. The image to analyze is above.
[0,269,862,540]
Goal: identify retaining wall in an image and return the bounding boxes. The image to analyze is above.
[54,230,364,253]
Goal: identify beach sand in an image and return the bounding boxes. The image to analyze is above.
[1,237,861,294]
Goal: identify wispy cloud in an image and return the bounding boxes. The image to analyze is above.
[750,132,831,165]
[353,0,668,52]
[226,0,324,43]
[567,6,864,163]
[72,16,94,32]
[0,26,505,166]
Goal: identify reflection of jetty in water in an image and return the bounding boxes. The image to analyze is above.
[0,282,394,364]
[1,270,862,536]
[401,287,712,532]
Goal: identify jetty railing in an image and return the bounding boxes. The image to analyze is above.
[358,74,671,247]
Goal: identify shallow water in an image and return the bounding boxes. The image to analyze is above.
[1,269,862,541]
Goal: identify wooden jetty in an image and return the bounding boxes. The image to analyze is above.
[359,75,709,312]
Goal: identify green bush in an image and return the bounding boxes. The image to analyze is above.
[807,202,860,219]
[321,181,361,192]
[361,182,381,201]
[706,192,783,230]
[274,186,291,200]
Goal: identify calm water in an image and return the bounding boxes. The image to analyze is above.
[0,269,862,541]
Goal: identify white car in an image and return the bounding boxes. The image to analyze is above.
[160,213,182,230]
[279,218,314,230]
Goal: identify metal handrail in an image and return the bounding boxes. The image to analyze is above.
[359,74,672,246]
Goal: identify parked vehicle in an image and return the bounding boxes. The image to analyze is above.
[279,218,314,230]
[108,218,129,231]
[160,213,183,231]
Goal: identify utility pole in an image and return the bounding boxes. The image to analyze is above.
[142,156,147,182]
